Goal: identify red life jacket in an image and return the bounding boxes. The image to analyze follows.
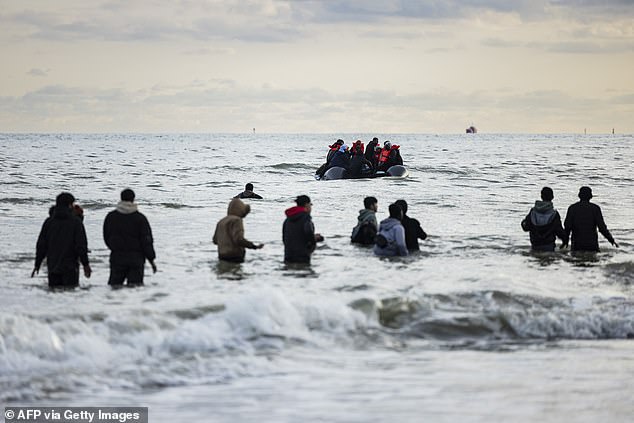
[378,148,391,163]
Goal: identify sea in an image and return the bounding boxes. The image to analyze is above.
[0,133,633,423]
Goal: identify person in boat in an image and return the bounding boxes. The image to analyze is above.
[283,195,324,264]
[328,144,351,171]
[394,200,427,251]
[351,196,378,245]
[373,203,408,257]
[349,141,373,178]
[377,141,403,171]
[365,137,379,162]
[235,183,263,199]
[213,197,264,263]
[316,139,344,178]
[561,186,618,252]
[521,187,567,252]
[32,192,92,288]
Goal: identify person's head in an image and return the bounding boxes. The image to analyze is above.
[374,145,381,152]
[578,186,593,201]
[245,183,254,191]
[540,187,554,202]
[364,196,378,212]
[296,195,312,213]
[336,139,344,145]
[56,192,75,208]
[394,199,408,215]
[228,197,250,217]
[389,203,403,220]
[121,188,135,202]
[372,137,378,142]
[384,141,391,149]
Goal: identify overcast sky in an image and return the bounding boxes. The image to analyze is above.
[1,0,633,133]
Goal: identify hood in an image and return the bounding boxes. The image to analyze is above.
[227,198,250,217]
[379,217,401,231]
[358,209,376,223]
[116,201,138,214]
[285,206,307,220]
[530,201,556,226]
[53,205,73,219]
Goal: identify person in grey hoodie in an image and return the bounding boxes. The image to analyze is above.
[103,188,156,286]
[351,196,378,245]
[521,186,568,252]
[373,203,408,257]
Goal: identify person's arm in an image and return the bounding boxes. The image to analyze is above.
[75,221,91,278]
[595,206,618,247]
[414,219,427,240]
[553,212,569,245]
[32,219,49,277]
[231,219,257,249]
[395,226,409,256]
[303,218,319,250]
[521,211,532,232]
[140,215,156,261]
[561,207,572,248]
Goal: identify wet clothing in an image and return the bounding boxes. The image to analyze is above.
[365,140,379,161]
[283,206,317,263]
[329,150,351,170]
[521,201,567,251]
[373,218,408,257]
[235,190,263,199]
[35,206,89,288]
[351,209,378,245]
[213,198,258,263]
[401,215,427,251]
[563,200,615,252]
[103,201,155,285]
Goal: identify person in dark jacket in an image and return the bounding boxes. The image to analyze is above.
[103,189,156,286]
[394,199,427,251]
[234,183,263,199]
[328,145,351,171]
[32,192,92,288]
[521,187,568,252]
[349,143,374,178]
[316,139,344,178]
[562,186,618,252]
[365,137,379,162]
[351,196,378,244]
[283,195,323,263]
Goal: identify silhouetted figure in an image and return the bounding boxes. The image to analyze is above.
[283,195,323,263]
[562,186,618,252]
[213,198,263,263]
[394,200,427,251]
[328,145,351,170]
[349,142,373,178]
[235,183,263,199]
[374,203,408,257]
[521,187,568,252]
[32,192,91,288]
[103,189,156,286]
[365,137,379,162]
[351,196,378,245]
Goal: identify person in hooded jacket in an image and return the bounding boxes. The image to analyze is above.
[32,192,92,288]
[394,200,427,251]
[562,186,618,252]
[328,144,351,171]
[283,195,323,263]
[521,187,568,252]
[373,203,408,257]
[213,197,263,263]
[316,139,344,178]
[103,189,157,286]
[351,196,378,244]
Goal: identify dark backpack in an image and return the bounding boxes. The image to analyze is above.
[351,221,377,245]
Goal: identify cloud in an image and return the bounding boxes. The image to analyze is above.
[27,68,50,77]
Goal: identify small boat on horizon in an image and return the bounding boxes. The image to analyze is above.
[466,126,478,134]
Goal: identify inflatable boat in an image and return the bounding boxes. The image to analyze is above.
[316,165,409,181]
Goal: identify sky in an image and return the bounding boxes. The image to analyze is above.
[1,0,633,133]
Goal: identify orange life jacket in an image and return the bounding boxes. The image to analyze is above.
[378,148,391,163]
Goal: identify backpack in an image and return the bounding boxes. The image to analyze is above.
[351,220,377,245]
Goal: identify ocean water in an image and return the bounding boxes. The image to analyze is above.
[0,133,633,422]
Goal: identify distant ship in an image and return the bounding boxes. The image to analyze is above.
[465,126,477,134]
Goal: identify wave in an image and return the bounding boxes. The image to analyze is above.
[1,288,632,401]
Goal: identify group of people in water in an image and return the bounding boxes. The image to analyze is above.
[316,137,404,178]
[32,180,618,289]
